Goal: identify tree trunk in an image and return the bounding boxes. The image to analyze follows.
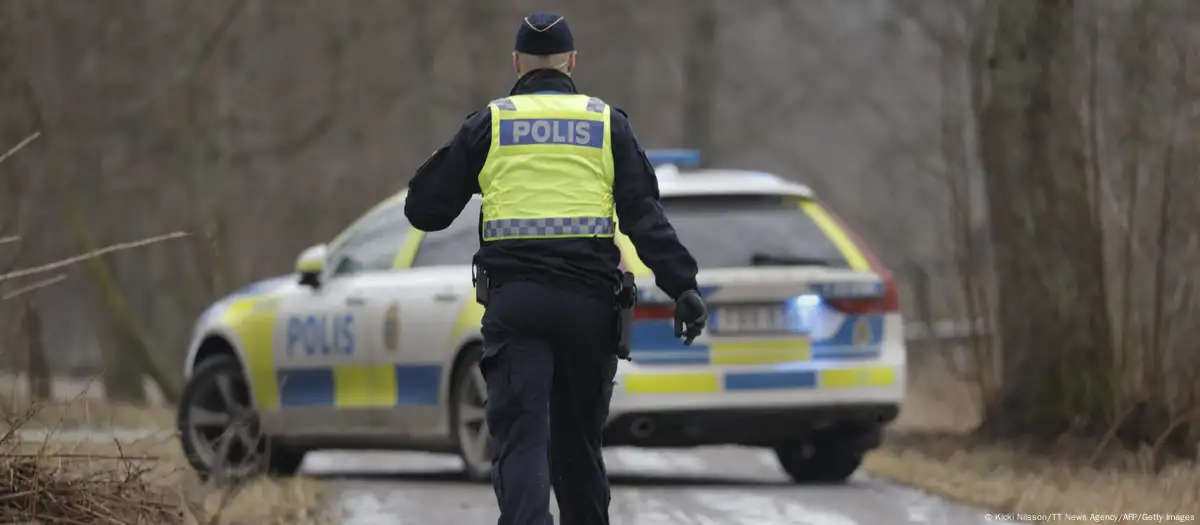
[682,0,718,162]
[57,181,182,403]
[972,0,1114,440]
[93,255,146,404]
[100,306,147,404]
[463,0,494,109]
[22,299,52,402]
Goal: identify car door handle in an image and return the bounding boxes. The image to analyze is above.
[345,296,367,306]
[433,292,459,303]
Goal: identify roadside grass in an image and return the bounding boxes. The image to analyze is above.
[0,396,328,524]
[0,373,173,429]
[11,398,175,429]
[864,351,1200,523]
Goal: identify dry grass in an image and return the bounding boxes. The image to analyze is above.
[0,402,329,525]
[865,349,1200,523]
[10,399,174,430]
[0,373,173,428]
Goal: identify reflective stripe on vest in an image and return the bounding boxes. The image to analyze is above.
[482,216,615,240]
[478,94,616,242]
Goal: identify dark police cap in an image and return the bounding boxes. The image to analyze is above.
[514,12,575,55]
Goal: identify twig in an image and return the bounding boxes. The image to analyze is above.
[2,274,66,301]
[0,132,40,166]
[1087,401,1140,467]
[1147,407,1200,473]
[0,231,189,283]
[1,452,159,461]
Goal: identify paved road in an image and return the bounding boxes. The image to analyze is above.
[304,447,1005,525]
[14,428,1009,524]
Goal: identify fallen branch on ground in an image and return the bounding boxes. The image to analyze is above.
[1,399,330,524]
[0,231,189,284]
[0,453,179,524]
[1,403,180,524]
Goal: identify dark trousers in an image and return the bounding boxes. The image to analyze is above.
[480,280,618,525]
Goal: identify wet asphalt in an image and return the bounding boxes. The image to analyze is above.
[16,428,1009,524]
[306,447,1005,525]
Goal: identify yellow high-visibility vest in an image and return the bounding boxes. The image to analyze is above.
[478,94,616,241]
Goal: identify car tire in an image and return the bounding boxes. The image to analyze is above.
[262,442,307,478]
[774,428,877,484]
[449,344,493,481]
[178,355,305,481]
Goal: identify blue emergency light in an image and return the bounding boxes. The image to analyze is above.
[646,149,702,168]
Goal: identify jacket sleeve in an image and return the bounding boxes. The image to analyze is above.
[609,108,699,300]
[404,109,490,232]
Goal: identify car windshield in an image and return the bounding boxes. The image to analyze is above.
[412,199,482,267]
[661,194,851,269]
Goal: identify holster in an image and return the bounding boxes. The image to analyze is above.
[473,263,490,306]
[614,271,637,361]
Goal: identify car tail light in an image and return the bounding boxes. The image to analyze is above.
[823,270,899,314]
[817,205,900,315]
[634,304,674,321]
[621,249,675,321]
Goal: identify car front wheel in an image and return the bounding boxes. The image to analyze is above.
[178,355,305,480]
[450,345,493,481]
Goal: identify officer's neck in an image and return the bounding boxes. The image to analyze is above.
[511,69,578,96]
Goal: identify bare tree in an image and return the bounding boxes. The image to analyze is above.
[681,0,718,160]
[972,0,1114,438]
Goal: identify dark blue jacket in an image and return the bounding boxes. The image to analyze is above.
[404,70,698,300]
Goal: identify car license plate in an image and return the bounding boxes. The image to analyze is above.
[714,304,791,334]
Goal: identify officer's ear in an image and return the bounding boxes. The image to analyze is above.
[512,52,521,76]
[566,52,576,74]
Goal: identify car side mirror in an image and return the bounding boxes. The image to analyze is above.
[295,243,328,289]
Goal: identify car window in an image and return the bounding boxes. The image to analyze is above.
[412,199,482,268]
[327,202,412,276]
[661,195,851,269]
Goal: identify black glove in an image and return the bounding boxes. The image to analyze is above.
[673,289,708,345]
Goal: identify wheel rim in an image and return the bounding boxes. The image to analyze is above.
[456,365,492,473]
[185,368,264,478]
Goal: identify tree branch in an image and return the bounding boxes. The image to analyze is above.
[0,231,189,283]
[0,131,40,166]
[184,0,250,161]
[1,273,66,301]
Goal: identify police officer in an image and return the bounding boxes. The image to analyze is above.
[404,12,708,525]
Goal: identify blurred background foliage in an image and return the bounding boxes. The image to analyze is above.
[1,0,1198,458]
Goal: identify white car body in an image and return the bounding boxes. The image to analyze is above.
[182,165,905,463]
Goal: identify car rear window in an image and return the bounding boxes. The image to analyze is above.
[661,195,851,269]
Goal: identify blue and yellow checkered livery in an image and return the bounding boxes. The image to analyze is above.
[275,364,442,408]
[211,291,447,410]
[629,310,884,366]
[613,196,897,396]
[620,304,894,395]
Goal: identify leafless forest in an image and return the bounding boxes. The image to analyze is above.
[1,0,1199,457]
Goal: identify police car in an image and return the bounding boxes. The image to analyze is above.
[177,150,905,484]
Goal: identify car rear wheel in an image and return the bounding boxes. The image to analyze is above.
[774,428,876,484]
[178,355,305,480]
[450,345,493,480]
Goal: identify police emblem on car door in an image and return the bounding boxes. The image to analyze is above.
[382,301,400,353]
